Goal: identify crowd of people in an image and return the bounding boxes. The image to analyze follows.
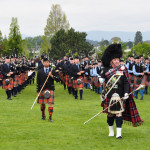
[0,56,36,100]
[0,43,148,139]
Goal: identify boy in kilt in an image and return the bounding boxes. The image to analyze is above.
[37,58,56,122]
[126,56,135,90]
[100,44,143,139]
[132,56,145,100]
[1,56,14,100]
[143,58,150,94]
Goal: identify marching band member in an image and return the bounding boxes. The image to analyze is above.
[37,58,56,122]
[1,56,14,100]
[100,44,143,139]
[132,56,145,100]
[143,58,150,94]
[72,56,84,100]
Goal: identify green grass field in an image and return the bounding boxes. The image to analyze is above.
[0,82,150,150]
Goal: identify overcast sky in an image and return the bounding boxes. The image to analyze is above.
[0,0,150,37]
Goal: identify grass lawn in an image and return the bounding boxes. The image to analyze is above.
[0,82,150,150]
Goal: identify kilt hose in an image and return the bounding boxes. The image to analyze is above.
[143,75,150,86]
[2,78,13,90]
[14,75,20,87]
[133,76,145,89]
[38,89,55,104]
[73,77,84,89]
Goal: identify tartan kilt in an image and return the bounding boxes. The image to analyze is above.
[14,75,20,87]
[133,76,144,89]
[20,73,24,84]
[68,78,73,87]
[63,75,66,83]
[65,75,69,86]
[84,76,91,84]
[94,76,101,87]
[73,77,84,89]
[90,77,95,85]
[59,72,63,81]
[2,78,13,90]
[144,75,150,86]
[0,72,3,80]
[38,89,55,104]
[19,73,23,85]
[25,71,28,80]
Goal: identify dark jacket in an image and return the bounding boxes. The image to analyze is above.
[37,67,55,92]
[100,66,129,98]
[1,63,11,79]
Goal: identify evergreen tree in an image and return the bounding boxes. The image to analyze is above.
[134,31,143,45]
[8,17,23,56]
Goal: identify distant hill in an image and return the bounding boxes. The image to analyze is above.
[86,39,99,46]
[86,31,150,42]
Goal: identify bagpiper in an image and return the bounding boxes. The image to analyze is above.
[99,44,143,139]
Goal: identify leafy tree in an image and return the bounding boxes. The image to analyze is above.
[133,42,150,57]
[99,38,109,47]
[134,31,143,45]
[50,28,93,60]
[42,4,70,56]
[8,17,23,56]
[126,41,133,48]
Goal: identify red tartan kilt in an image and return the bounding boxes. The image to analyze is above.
[62,75,66,83]
[14,75,20,87]
[0,73,3,79]
[73,77,84,89]
[144,75,150,86]
[101,97,110,113]
[94,76,101,87]
[84,76,90,84]
[20,73,24,84]
[38,89,55,104]
[68,78,72,87]
[59,72,63,81]
[25,71,28,80]
[22,73,25,83]
[65,75,69,85]
[133,76,144,88]
[91,77,94,85]
[2,78,13,89]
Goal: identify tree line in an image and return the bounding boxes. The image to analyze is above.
[0,4,150,60]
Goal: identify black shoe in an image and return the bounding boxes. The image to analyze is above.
[13,95,17,97]
[49,119,53,122]
[42,116,46,120]
[116,136,122,139]
[7,97,12,100]
[80,98,83,100]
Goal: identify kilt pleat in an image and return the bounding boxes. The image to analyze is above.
[38,89,55,104]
